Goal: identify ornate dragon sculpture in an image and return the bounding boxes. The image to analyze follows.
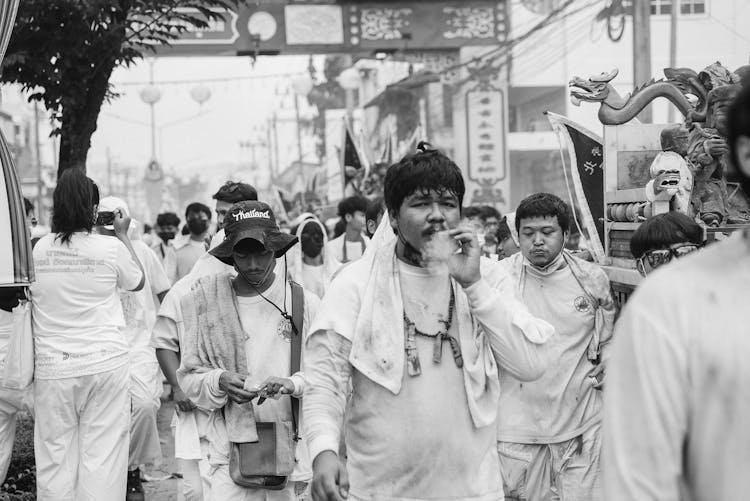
[570,63,750,225]
[569,68,704,125]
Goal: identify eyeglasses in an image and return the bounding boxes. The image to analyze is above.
[637,243,699,277]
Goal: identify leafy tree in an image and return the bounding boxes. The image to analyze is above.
[1,0,234,176]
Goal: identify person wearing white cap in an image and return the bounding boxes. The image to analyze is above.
[31,170,145,501]
[96,196,171,501]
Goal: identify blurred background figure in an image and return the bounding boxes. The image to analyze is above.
[152,212,181,285]
[629,212,704,276]
[289,214,340,298]
[496,213,520,259]
[174,203,211,281]
[95,196,171,501]
[365,197,385,239]
[327,195,369,263]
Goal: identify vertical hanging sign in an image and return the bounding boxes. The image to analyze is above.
[464,66,509,211]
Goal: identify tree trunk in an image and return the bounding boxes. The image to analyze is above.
[57,57,119,178]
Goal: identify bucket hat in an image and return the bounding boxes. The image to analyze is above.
[210,201,297,264]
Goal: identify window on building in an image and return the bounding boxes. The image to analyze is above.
[622,0,706,16]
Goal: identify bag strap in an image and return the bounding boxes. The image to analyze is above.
[289,281,304,441]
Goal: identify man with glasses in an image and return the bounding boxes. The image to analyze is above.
[603,86,750,500]
[629,212,704,276]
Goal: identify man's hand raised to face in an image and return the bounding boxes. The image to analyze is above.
[312,451,349,501]
[447,226,482,288]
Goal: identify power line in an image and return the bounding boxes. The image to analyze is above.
[111,70,306,87]
[437,0,601,76]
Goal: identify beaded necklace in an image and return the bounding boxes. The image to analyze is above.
[403,285,464,377]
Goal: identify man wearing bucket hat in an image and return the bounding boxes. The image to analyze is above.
[95,196,172,501]
[177,201,318,500]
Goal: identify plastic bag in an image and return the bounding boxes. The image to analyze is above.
[0,300,34,390]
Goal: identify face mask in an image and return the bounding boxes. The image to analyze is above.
[187,219,208,235]
[301,238,323,258]
[157,231,176,242]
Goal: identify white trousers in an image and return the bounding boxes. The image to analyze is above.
[0,386,29,483]
[34,365,130,501]
[178,457,211,501]
[129,360,162,468]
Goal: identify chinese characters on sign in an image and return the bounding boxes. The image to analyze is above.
[466,90,506,182]
[156,1,508,55]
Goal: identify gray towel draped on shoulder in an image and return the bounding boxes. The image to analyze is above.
[179,272,259,443]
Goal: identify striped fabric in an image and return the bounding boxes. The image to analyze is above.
[0,0,32,286]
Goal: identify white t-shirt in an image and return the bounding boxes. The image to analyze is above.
[496,262,601,443]
[121,240,170,364]
[603,234,750,501]
[152,240,178,285]
[310,260,502,500]
[31,232,143,379]
[300,263,326,298]
[175,239,208,280]
[235,282,314,481]
[326,234,369,263]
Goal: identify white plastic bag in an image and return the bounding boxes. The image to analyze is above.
[0,300,34,390]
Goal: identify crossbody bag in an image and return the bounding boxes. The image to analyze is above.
[228,281,304,490]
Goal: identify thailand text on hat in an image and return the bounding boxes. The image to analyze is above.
[209,201,298,264]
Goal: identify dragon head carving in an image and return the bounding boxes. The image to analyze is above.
[569,69,619,106]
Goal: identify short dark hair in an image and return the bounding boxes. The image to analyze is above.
[478,205,501,222]
[462,206,482,219]
[337,195,368,218]
[185,202,211,220]
[365,196,385,223]
[728,86,750,196]
[630,212,704,259]
[156,212,180,227]
[52,168,99,245]
[384,148,465,215]
[516,193,571,234]
[23,197,34,216]
[213,181,258,203]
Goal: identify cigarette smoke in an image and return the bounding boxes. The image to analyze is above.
[421,230,458,273]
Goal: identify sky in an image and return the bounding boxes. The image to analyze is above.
[88,55,319,189]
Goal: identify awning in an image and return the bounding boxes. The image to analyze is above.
[364,70,440,108]
[0,0,32,286]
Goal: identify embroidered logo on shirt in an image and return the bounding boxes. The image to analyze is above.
[574,295,592,312]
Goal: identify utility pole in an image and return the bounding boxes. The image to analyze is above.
[633,0,652,122]
[148,61,157,160]
[294,94,303,163]
[668,0,678,123]
[267,118,275,180]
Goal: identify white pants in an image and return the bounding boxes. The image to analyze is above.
[34,365,130,501]
[129,360,162,468]
[178,457,211,501]
[210,465,303,501]
[0,386,30,483]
